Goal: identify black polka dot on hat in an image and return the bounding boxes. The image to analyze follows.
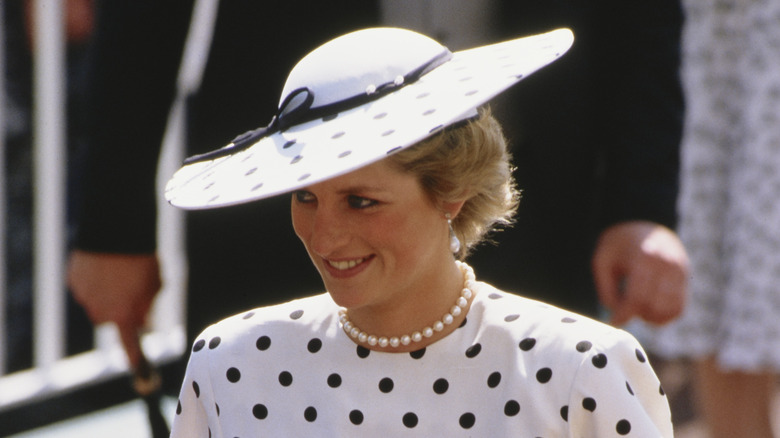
[402,412,418,428]
[616,419,632,435]
[536,367,553,383]
[176,400,182,415]
[459,412,476,429]
[636,348,647,363]
[504,314,520,322]
[561,317,577,323]
[626,381,634,396]
[208,337,221,349]
[592,353,608,368]
[242,311,255,320]
[226,367,241,383]
[192,339,206,352]
[290,309,304,320]
[433,378,449,394]
[582,397,597,412]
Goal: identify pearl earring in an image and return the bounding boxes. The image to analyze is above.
[446,213,461,254]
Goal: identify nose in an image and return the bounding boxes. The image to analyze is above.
[308,204,350,256]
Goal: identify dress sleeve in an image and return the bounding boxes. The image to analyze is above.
[170,337,220,438]
[567,331,673,437]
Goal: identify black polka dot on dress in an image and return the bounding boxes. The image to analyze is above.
[536,367,553,383]
[256,335,271,350]
[592,353,608,368]
[617,419,632,435]
[226,367,241,383]
[519,337,536,351]
[402,412,418,428]
[433,378,449,394]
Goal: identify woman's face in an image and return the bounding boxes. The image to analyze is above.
[291,159,450,313]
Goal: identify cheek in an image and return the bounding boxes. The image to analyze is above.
[290,205,311,243]
[375,212,437,255]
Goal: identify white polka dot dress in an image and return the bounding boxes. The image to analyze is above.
[629,0,780,373]
[171,282,672,437]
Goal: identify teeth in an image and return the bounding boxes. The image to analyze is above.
[328,258,363,270]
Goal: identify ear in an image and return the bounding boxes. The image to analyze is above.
[441,200,466,220]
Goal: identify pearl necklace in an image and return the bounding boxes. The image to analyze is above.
[338,261,476,348]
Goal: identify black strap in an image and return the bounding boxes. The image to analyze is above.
[182,48,452,165]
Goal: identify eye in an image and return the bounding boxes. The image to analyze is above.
[347,195,378,209]
[293,190,316,204]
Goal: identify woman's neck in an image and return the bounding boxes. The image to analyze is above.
[339,260,476,352]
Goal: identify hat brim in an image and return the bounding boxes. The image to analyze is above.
[165,28,573,210]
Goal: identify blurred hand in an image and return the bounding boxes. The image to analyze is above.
[592,221,689,326]
[68,250,162,365]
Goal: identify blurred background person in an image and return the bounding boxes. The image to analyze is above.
[465,0,689,326]
[633,0,780,436]
[67,1,380,374]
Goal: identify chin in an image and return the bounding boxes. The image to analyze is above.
[323,281,369,308]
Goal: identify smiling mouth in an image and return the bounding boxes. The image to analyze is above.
[327,257,368,271]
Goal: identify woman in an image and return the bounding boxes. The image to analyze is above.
[166,27,672,436]
[631,1,780,436]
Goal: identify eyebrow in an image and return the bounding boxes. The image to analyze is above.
[335,185,390,195]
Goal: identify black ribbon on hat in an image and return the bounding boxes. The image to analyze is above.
[183,49,453,165]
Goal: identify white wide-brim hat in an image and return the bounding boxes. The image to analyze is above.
[165,27,573,210]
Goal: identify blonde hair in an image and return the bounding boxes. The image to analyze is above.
[387,108,520,259]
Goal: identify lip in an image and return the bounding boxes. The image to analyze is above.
[322,255,374,279]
